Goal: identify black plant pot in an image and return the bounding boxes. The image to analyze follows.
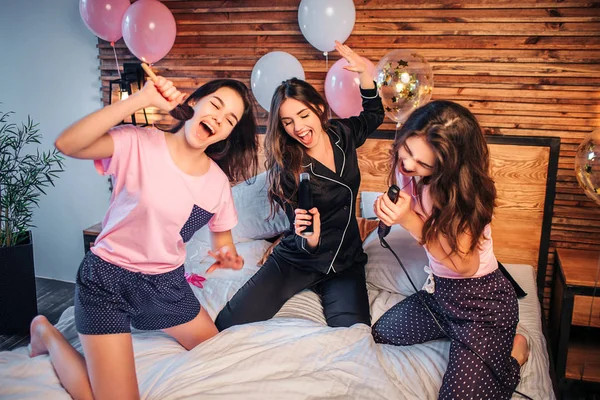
[0,231,38,335]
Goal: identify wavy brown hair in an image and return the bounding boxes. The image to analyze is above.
[166,79,258,183]
[265,78,330,214]
[389,100,496,255]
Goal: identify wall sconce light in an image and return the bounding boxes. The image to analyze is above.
[119,82,130,101]
[109,62,148,126]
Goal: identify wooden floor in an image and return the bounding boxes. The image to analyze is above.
[0,278,75,352]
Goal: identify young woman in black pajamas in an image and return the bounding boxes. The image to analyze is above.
[215,41,384,329]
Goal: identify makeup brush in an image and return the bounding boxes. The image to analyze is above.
[140,63,195,121]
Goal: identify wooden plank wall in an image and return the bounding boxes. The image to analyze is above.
[98,0,600,315]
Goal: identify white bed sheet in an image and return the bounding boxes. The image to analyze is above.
[0,240,555,399]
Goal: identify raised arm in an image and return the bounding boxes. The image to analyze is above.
[54,76,184,160]
[332,41,384,147]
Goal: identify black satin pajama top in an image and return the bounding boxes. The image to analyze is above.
[272,85,385,275]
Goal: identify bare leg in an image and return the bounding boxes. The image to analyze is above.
[163,307,218,350]
[79,332,139,400]
[511,333,530,366]
[29,315,94,400]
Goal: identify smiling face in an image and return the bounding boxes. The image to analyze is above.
[397,135,436,178]
[278,98,325,150]
[183,86,245,149]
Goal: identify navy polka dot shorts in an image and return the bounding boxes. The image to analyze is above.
[372,269,520,399]
[75,252,201,335]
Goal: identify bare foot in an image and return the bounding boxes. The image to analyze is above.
[512,333,530,366]
[29,315,53,357]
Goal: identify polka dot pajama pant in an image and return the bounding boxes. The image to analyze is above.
[372,269,521,399]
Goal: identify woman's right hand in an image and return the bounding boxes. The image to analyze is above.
[55,74,183,160]
[374,190,413,228]
[137,76,186,112]
[294,207,321,249]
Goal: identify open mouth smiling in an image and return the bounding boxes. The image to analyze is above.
[296,129,313,144]
[199,121,215,136]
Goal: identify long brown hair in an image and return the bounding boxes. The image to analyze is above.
[166,79,258,183]
[264,78,330,214]
[389,100,496,255]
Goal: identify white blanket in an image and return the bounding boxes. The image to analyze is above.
[0,240,554,399]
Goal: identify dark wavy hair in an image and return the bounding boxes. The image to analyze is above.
[166,79,258,183]
[264,78,330,213]
[389,100,497,255]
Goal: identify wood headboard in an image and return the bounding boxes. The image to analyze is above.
[256,133,559,295]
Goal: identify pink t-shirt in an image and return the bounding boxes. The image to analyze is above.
[91,125,237,274]
[396,172,497,279]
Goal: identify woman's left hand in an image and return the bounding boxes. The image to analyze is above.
[295,207,321,249]
[334,40,367,74]
[206,245,244,273]
[374,190,414,228]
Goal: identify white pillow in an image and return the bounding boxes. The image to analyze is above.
[360,191,380,219]
[230,171,288,241]
[186,172,288,262]
[363,224,429,297]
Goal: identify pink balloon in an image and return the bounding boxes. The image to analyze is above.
[79,0,130,42]
[325,57,377,118]
[122,0,177,64]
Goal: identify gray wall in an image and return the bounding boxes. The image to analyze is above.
[1,0,111,281]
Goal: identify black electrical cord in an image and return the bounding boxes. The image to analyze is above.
[380,237,534,400]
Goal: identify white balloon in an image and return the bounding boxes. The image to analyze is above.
[251,51,305,111]
[298,0,356,53]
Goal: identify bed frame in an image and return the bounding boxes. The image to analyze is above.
[257,132,560,298]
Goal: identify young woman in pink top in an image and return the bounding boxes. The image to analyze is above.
[28,75,258,400]
[372,100,529,399]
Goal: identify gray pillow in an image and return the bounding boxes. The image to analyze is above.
[363,225,429,296]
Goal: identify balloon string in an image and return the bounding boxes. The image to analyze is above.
[324,51,332,120]
[111,42,121,79]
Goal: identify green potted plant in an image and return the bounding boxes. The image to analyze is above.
[0,109,65,334]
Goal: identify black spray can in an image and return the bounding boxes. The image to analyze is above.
[298,172,313,236]
[377,184,400,240]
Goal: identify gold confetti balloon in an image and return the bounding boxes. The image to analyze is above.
[574,129,600,206]
[375,50,433,125]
